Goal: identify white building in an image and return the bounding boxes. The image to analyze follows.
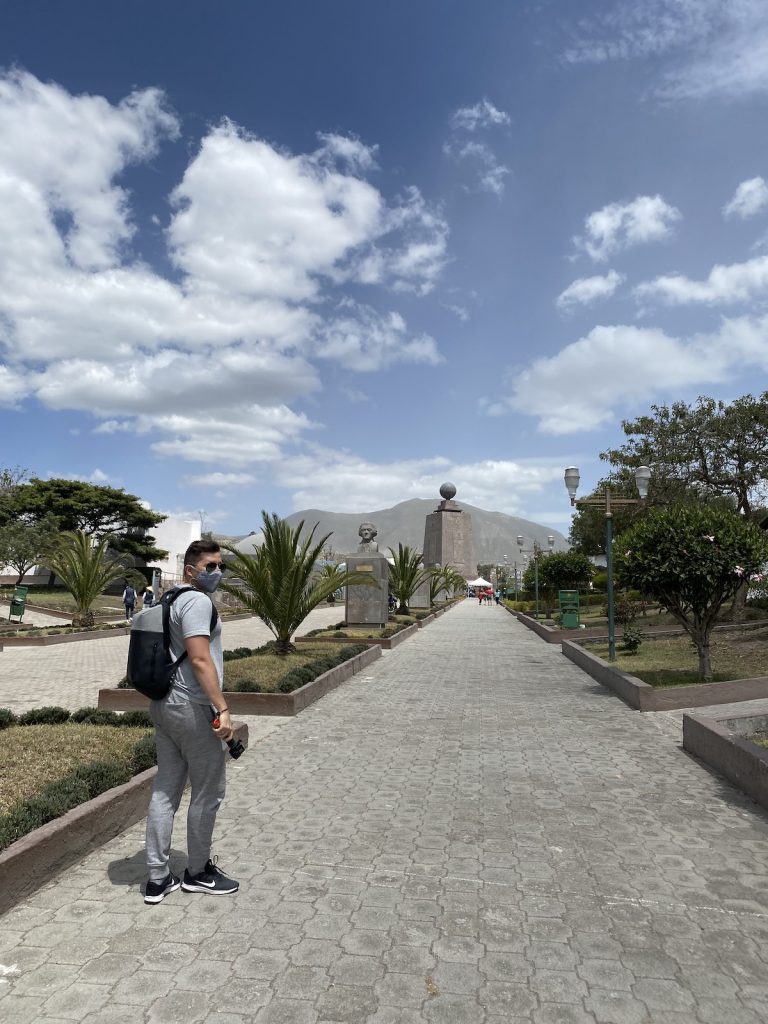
[151,515,200,582]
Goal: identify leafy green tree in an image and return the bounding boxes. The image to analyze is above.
[1,478,167,563]
[602,394,768,618]
[388,544,431,614]
[222,512,374,654]
[46,531,137,627]
[0,515,59,584]
[521,551,593,615]
[616,506,768,681]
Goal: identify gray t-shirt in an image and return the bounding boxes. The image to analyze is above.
[167,588,223,704]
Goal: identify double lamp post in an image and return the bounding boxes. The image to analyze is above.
[564,466,651,662]
[517,533,554,619]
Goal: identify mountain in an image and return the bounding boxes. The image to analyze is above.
[229,497,569,566]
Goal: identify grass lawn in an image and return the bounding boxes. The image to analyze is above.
[590,626,768,687]
[224,642,352,692]
[0,723,151,814]
[4,588,125,616]
[754,736,768,750]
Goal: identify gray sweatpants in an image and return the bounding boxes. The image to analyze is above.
[145,694,226,881]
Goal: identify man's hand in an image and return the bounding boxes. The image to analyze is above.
[213,709,233,742]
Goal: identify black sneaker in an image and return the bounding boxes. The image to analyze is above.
[144,872,180,905]
[181,858,239,895]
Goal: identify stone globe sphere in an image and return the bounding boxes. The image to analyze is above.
[439,482,457,501]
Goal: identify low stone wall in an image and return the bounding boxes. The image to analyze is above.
[562,639,768,712]
[513,607,768,645]
[0,720,249,915]
[99,644,382,716]
[1,626,131,647]
[683,711,768,814]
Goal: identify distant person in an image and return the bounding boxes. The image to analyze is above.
[123,583,137,621]
[494,589,501,606]
[143,586,154,609]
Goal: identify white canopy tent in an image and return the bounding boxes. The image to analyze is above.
[467,577,492,588]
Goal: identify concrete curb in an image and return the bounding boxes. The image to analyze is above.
[0,720,249,916]
[0,627,131,647]
[98,645,382,716]
[683,710,768,813]
[562,639,768,712]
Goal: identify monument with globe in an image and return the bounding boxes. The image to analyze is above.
[422,482,477,580]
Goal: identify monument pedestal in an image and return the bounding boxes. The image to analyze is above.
[422,484,476,580]
[345,553,389,628]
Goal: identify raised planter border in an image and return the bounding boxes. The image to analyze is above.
[0,720,249,916]
[683,710,768,814]
[296,621,419,651]
[511,608,768,645]
[99,644,382,716]
[562,638,768,712]
[0,626,131,647]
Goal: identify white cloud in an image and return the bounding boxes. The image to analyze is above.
[0,71,450,470]
[315,302,442,372]
[47,467,116,485]
[444,99,510,197]
[150,407,314,467]
[574,195,681,262]
[0,69,178,271]
[183,472,257,488]
[564,0,768,101]
[450,99,510,132]
[275,446,566,514]
[508,316,768,434]
[635,253,768,305]
[314,132,378,173]
[723,177,768,219]
[556,271,625,311]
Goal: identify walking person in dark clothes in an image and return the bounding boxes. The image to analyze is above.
[122,582,137,621]
[143,538,238,904]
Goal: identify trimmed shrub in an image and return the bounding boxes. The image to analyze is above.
[117,675,130,689]
[17,706,70,726]
[332,630,348,638]
[130,734,158,774]
[278,671,306,693]
[0,708,16,730]
[621,625,645,655]
[71,707,121,726]
[233,678,263,692]
[121,710,152,728]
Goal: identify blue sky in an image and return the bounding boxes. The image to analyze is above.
[1,0,767,534]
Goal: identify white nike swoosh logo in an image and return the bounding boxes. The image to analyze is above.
[191,878,216,887]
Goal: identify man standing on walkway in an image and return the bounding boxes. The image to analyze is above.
[122,582,136,621]
[143,539,239,904]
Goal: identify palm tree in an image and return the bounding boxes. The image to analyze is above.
[388,544,431,614]
[429,566,465,605]
[221,512,375,654]
[46,530,136,627]
[317,562,341,604]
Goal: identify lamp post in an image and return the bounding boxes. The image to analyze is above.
[517,535,554,617]
[564,466,651,661]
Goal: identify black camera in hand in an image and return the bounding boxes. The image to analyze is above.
[211,710,245,759]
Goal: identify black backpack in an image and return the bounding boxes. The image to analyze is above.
[126,587,218,700]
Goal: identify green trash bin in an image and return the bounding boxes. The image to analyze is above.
[9,585,28,623]
[558,589,580,629]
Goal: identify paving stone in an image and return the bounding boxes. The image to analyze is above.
[315,983,378,1021]
[6,603,768,1022]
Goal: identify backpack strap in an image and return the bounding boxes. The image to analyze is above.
[162,587,219,671]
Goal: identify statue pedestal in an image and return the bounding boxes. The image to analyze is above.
[409,575,431,609]
[345,553,389,628]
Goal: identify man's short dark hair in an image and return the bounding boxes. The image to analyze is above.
[184,538,221,567]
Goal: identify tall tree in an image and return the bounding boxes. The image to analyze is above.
[0,515,59,584]
[602,394,768,617]
[1,478,167,563]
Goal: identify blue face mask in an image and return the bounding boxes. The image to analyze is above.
[195,568,222,594]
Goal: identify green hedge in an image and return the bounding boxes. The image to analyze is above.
[4,706,152,728]
[227,643,368,694]
[0,726,157,852]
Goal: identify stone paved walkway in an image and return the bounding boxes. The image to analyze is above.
[0,605,343,714]
[2,601,768,1023]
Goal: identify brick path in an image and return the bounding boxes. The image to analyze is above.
[0,606,343,714]
[2,601,768,1022]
